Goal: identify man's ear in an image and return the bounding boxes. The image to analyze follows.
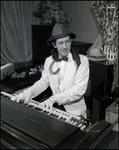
[52,42,56,48]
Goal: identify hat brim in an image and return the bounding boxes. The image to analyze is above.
[47,33,76,46]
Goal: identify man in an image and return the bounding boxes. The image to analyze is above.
[12,23,89,118]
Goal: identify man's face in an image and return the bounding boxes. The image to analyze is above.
[53,36,72,58]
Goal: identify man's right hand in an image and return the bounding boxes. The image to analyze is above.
[11,93,31,104]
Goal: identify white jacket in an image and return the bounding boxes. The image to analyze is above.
[23,53,89,117]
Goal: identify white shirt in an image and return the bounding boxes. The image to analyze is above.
[57,53,71,91]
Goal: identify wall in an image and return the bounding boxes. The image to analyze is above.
[26,1,98,44]
[62,1,98,43]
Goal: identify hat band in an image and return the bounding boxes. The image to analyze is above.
[50,33,72,41]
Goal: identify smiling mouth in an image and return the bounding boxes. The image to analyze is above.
[62,49,68,52]
[61,51,68,56]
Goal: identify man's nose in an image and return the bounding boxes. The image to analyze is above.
[62,42,67,48]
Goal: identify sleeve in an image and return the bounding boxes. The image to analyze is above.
[22,58,50,98]
[52,56,89,105]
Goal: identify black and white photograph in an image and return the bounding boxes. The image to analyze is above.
[1,1,118,149]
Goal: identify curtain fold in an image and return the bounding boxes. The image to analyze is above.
[1,1,39,65]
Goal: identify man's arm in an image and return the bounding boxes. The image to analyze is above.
[11,58,50,103]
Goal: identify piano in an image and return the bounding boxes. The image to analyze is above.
[1,87,118,149]
[1,90,90,149]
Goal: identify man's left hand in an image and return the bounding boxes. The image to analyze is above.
[39,96,56,110]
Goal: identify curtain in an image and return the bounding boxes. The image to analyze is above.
[1,1,39,65]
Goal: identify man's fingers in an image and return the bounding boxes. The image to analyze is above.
[46,101,53,110]
[39,98,56,111]
[49,103,53,111]
[11,93,25,103]
[10,95,18,101]
[16,95,24,103]
[24,97,30,104]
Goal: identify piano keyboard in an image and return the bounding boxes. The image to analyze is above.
[1,91,89,130]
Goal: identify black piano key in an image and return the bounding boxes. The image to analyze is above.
[19,100,25,104]
[34,107,42,111]
[43,110,49,114]
[59,117,64,121]
[22,103,29,106]
[27,105,34,108]
[3,95,8,98]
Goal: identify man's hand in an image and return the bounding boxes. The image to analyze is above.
[40,96,57,110]
[11,93,31,104]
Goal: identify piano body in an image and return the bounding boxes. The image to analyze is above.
[1,88,118,149]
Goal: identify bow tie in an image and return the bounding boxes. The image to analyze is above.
[58,56,68,62]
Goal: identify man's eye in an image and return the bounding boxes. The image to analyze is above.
[66,41,70,44]
[59,42,63,45]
